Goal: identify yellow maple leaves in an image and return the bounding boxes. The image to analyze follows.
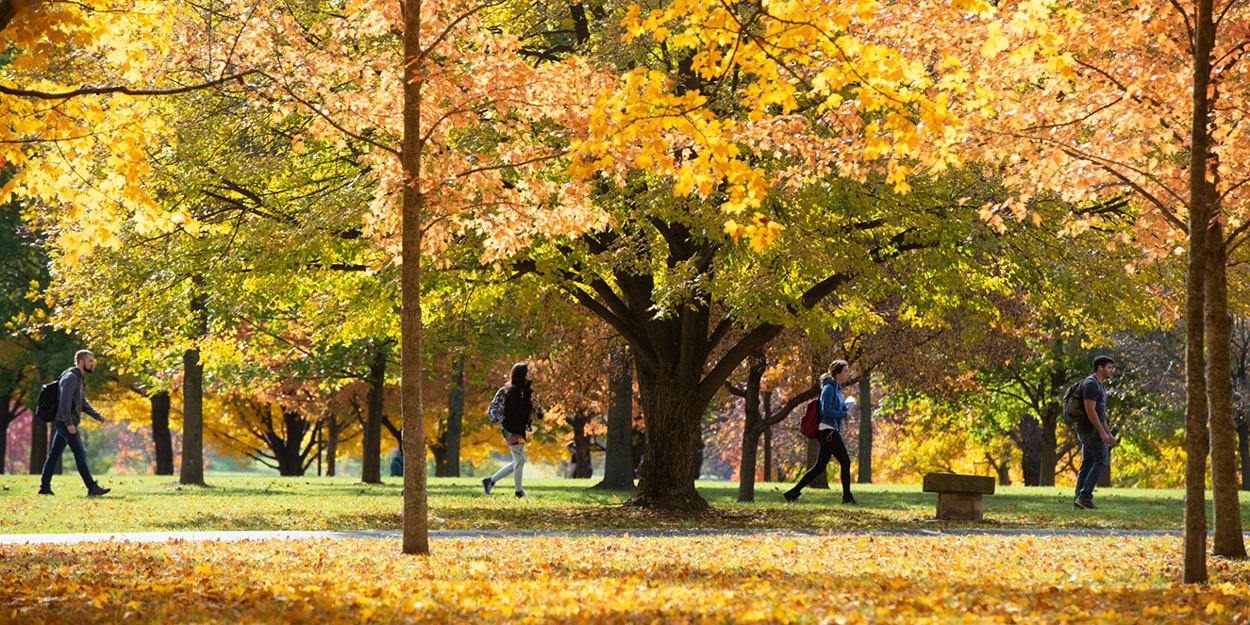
[3,534,1248,623]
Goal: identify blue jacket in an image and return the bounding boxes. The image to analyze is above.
[819,378,849,433]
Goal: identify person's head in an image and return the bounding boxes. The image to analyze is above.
[509,362,530,387]
[820,360,850,384]
[1093,355,1115,379]
[75,350,96,374]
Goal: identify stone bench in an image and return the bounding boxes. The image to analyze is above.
[922,473,995,521]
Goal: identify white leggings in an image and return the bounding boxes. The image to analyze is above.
[490,443,526,492]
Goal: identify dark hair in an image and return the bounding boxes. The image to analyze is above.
[506,363,532,402]
[1093,355,1115,371]
[75,349,94,364]
[819,360,849,382]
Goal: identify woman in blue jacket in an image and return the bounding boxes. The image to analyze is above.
[783,360,857,504]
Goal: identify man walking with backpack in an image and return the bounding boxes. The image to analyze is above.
[1073,355,1116,510]
[38,350,111,497]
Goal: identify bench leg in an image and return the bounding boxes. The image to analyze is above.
[936,492,983,521]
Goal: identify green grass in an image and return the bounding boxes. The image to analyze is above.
[2,474,1245,533]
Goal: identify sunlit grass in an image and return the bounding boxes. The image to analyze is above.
[3,474,1245,534]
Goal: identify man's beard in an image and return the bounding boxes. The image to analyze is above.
[83,364,94,374]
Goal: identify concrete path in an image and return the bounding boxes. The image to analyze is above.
[0,528,1193,546]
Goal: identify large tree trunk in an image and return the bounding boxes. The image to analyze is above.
[1039,342,1066,487]
[28,416,46,475]
[445,357,464,478]
[1206,220,1246,557]
[151,391,174,475]
[180,346,205,486]
[596,341,635,490]
[401,0,429,554]
[0,398,18,474]
[857,372,872,484]
[268,409,310,477]
[180,283,207,487]
[631,356,713,511]
[1017,414,1041,486]
[361,343,388,484]
[1183,0,1215,582]
[430,430,448,477]
[570,409,593,478]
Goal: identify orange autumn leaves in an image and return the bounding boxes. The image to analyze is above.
[4,534,1250,623]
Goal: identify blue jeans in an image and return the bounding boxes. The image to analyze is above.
[1074,427,1109,502]
[40,422,99,491]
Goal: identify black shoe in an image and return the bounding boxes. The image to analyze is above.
[515,491,525,498]
[842,495,858,505]
[482,478,493,495]
[783,489,800,502]
[1073,499,1096,510]
[37,488,54,496]
[87,486,111,497]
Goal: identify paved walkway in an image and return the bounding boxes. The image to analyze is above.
[0,528,1194,546]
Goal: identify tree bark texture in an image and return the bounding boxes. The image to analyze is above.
[401,0,429,554]
[557,220,859,511]
[180,281,208,487]
[857,373,872,483]
[596,341,635,490]
[1206,220,1246,557]
[28,416,46,475]
[150,391,174,475]
[1183,0,1215,582]
[325,412,340,477]
[445,357,464,478]
[361,343,388,484]
[179,347,205,486]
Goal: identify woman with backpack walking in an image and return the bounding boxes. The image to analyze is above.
[482,362,538,498]
[783,360,857,505]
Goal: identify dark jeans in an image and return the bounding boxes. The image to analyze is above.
[40,422,99,491]
[1074,427,1109,502]
[790,429,852,498]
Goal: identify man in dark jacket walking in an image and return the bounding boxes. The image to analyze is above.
[38,350,111,496]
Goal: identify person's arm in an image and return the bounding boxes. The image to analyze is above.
[83,398,106,422]
[821,386,847,422]
[56,372,77,424]
[1083,397,1114,445]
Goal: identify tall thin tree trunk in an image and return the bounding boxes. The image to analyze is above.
[1237,413,1249,491]
[596,341,635,490]
[151,391,174,475]
[857,372,872,484]
[762,426,772,483]
[1183,0,1215,582]
[361,343,388,484]
[401,0,429,554]
[445,356,464,478]
[737,350,767,502]
[1206,220,1246,557]
[180,282,207,487]
[325,412,339,477]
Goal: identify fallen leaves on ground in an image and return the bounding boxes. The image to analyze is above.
[2,534,1248,624]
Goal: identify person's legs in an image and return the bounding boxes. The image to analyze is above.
[60,424,99,490]
[786,433,835,498]
[508,443,526,494]
[1074,429,1108,503]
[39,425,70,492]
[829,432,853,501]
[490,456,516,484]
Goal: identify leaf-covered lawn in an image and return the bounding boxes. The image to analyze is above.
[3,535,1249,624]
[2,475,1242,533]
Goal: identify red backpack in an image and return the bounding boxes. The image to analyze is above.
[799,398,821,439]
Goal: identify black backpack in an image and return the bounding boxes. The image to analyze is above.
[1061,376,1091,427]
[35,379,60,423]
